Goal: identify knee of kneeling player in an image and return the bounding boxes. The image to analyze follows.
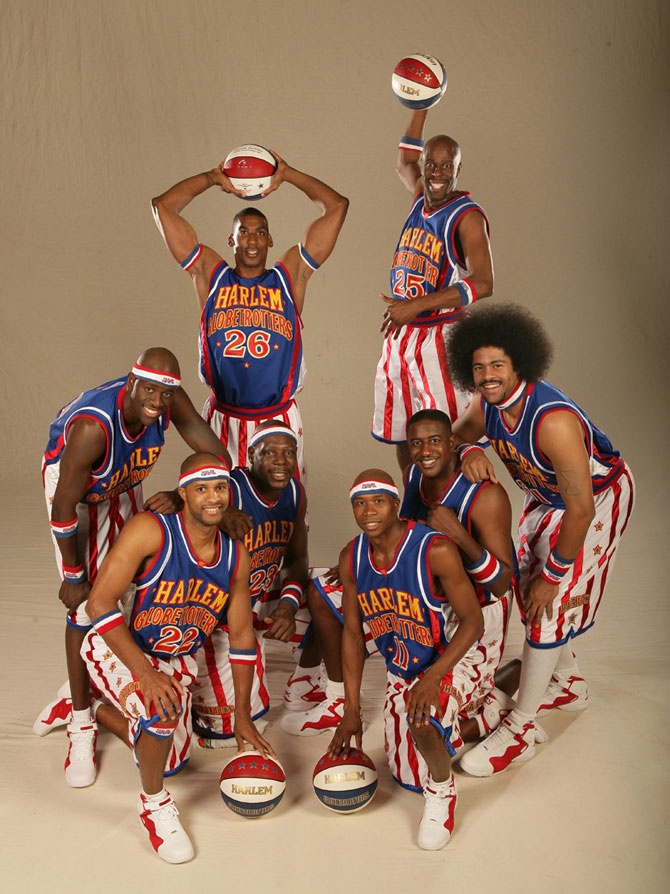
[139,714,179,739]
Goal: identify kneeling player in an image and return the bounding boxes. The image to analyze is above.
[328,471,483,851]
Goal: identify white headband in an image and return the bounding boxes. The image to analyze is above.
[179,465,230,488]
[132,363,181,388]
[248,425,298,451]
[349,480,400,502]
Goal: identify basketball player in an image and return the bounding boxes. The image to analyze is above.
[371,107,494,471]
[190,421,317,744]
[83,453,273,863]
[328,471,483,851]
[36,348,232,788]
[151,150,348,478]
[282,410,519,741]
[401,409,520,737]
[446,303,635,776]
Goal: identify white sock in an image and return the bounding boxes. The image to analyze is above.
[72,708,92,726]
[427,773,455,793]
[515,640,561,718]
[325,680,344,700]
[553,644,579,677]
[141,788,169,804]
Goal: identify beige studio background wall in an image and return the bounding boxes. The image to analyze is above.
[1,0,667,565]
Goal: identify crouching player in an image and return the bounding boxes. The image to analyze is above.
[328,470,483,851]
[83,453,272,863]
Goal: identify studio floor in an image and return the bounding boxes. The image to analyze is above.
[1,495,667,894]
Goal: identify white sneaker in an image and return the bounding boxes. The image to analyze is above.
[138,792,194,864]
[459,711,546,777]
[33,682,72,736]
[64,721,98,787]
[418,775,458,851]
[282,668,326,712]
[477,686,516,735]
[537,673,589,716]
[280,696,346,736]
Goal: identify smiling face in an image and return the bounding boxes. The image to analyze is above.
[126,375,177,428]
[420,137,461,210]
[248,434,297,495]
[229,213,273,274]
[179,477,230,528]
[406,418,455,480]
[351,492,400,539]
[472,347,521,405]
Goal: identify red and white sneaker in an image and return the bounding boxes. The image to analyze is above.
[418,775,458,851]
[64,721,98,787]
[280,695,347,736]
[138,792,194,864]
[477,687,516,736]
[282,668,326,712]
[33,682,72,737]
[459,710,547,777]
[537,673,589,716]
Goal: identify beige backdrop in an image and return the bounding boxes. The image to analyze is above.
[1,1,668,891]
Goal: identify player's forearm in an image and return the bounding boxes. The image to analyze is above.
[553,501,595,561]
[431,610,483,678]
[341,629,365,713]
[152,170,220,215]
[409,275,492,315]
[396,110,426,189]
[94,623,153,682]
[230,663,254,717]
[281,165,348,216]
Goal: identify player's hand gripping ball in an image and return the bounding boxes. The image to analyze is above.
[312,749,378,813]
[222,144,277,199]
[391,53,448,110]
[219,749,286,818]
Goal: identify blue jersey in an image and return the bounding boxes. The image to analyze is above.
[390,191,488,326]
[229,468,304,606]
[43,378,169,504]
[350,521,450,679]
[400,464,516,606]
[129,512,240,658]
[484,380,624,507]
[199,262,304,416]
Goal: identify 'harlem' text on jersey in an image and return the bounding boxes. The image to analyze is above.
[200,262,304,413]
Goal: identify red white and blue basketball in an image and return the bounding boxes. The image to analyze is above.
[222,144,277,200]
[219,750,286,818]
[312,749,378,813]
[391,54,448,110]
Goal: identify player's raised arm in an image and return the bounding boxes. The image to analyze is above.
[271,152,348,313]
[396,109,428,193]
[151,167,241,306]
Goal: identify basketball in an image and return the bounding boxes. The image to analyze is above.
[312,749,378,813]
[219,749,286,818]
[222,144,277,200]
[391,54,448,110]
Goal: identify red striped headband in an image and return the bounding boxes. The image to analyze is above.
[349,480,399,502]
[248,425,297,450]
[179,465,230,488]
[132,363,181,388]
